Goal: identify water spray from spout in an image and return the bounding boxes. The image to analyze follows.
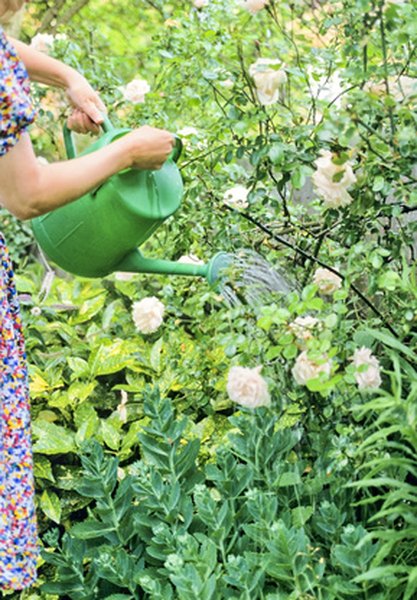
[208,249,293,307]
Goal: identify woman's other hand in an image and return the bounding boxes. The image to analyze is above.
[124,126,176,170]
[66,74,106,134]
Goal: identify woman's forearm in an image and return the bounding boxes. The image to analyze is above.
[0,126,175,220]
[8,36,80,88]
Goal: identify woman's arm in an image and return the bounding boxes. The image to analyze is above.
[9,36,106,131]
[0,126,175,220]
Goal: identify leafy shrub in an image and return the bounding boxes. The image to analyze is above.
[41,387,385,600]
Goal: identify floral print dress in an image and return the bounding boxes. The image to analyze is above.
[0,27,39,590]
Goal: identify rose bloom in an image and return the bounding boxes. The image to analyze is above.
[177,126,198,137]
[292,351,332,386]
[132,297,165,334]
[227,366,270,409]
[289,316,319,341]
[121,79,150,104]
[241,0,268,14]
[177,254,204,265]
[223,185,249,210]
[352,347,382,390]
[194,0,208,7]
[312,150,356,209]
[249,58,287,105]
[313,267,342,295]
[30,33,55,54]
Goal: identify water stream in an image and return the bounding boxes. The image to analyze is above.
[216,249,293,307]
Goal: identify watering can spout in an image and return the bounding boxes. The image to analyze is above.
[115,250,232,284]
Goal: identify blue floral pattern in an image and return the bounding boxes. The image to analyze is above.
[0,26,36,156]
[0,27,39,590]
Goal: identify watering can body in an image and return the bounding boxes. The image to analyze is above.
[31,119,184,278]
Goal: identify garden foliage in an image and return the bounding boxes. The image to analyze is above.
[2,0,417,598]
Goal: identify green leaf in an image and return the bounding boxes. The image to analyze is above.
[34,456,55,482]
[33,421,76,455]
[276,471,301,487]
[366,328,417,362]
[292,506,314,527]
[40,489,62,524]
[70,292,107,324]
[89,339,135,376]
[100,420,121,451]
[150,337,164,372]
[71,520,116,540]
[404,567,417,600]
[68,357,90,379]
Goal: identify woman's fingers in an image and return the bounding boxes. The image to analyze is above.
[67,109,100,134]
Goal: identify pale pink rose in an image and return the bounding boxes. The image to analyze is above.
[224,185,249,210]
[30,33,66,54]
[194,0,208,7]
[292,351,332,385]
[289,316,319,341]
[241,0,268,14]
[30,33,54,53]
[227,366,270,408]
[312,150,356,209]
[352,347,382,390]
[313,268,342,295]
[132,297,165,334]
[121,79,150,104]
[249,58,287,105]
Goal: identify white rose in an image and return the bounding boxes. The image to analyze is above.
[194,0,208,7]
[241,0,268,14]
[227,365,270,408]
[121,79,150,104]
[132,296,165,334]
[223,185,249,210]
[292,351,332,386]
[177,254,204,265]
[30,33,55,54]
[289,316,319,340]
[313,267,342,295]
[249,58,287,105]
[312,150,356,209]
[177,126,199,137]
[352,347,382,390]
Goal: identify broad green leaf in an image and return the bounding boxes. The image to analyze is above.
[32,421,76,455]
[40,489,61,524]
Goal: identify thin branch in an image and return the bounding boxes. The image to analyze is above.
[225,205,398,337]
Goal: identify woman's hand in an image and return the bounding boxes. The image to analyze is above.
[124,126,176,170]
[66,74,107,134]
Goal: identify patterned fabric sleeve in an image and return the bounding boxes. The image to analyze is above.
[0,27,36,157]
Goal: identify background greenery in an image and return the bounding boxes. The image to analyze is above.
[2,0,417,598]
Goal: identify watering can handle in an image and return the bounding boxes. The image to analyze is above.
[63,116,182,163]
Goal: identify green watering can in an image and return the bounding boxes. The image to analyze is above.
[31,118,229,285]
